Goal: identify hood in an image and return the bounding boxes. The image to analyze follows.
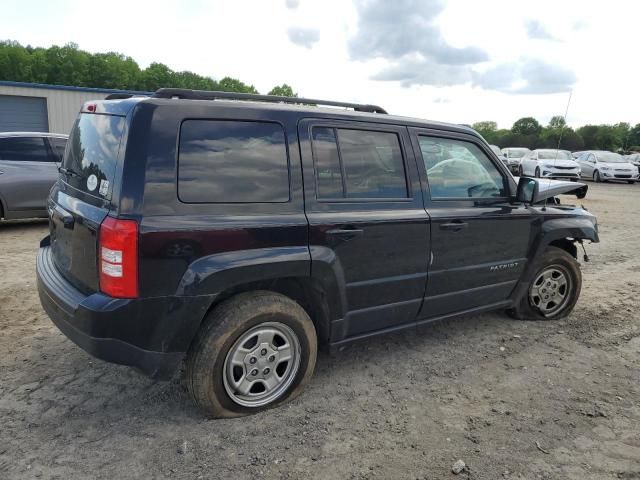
[534,178,587,202]
[599,162,636,171]
[541,159,578,168]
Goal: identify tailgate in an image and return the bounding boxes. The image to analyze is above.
[48,112,126,293]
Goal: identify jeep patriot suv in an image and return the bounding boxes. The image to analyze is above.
[37,89,599,417]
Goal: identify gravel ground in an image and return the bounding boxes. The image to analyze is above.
[0,182,639,480]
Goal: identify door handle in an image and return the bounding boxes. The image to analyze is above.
[440,221,468,232]
[326,228,364,237]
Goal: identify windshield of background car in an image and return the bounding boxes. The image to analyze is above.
[507,149,528,158]
[62,113,125,198]
[538,150,573,160]
[596,152,625,163]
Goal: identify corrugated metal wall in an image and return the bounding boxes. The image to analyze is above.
[0,85,108,134]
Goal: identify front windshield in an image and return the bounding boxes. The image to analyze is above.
[538,150,573,160]
[596,152,626,163]
[506,149,528,158]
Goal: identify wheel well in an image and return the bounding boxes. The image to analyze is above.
[549,238,578,259]
[204,277,331,344]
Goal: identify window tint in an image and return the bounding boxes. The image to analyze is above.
[419,136,506,199]
[312,127,343,198]
[0,137,49,162]
[49,137,67,162]
[64,113,125,196]
[311,127,408,199]
[178,120,289,203]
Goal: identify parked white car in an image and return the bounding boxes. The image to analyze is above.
[501,147,530,174]
[520,149,580,180]
[577,151,639,184]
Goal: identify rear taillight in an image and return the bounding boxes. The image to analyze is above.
[99,216,138,298]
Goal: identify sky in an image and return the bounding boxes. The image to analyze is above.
[1,0,638,129]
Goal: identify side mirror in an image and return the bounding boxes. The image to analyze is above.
[516,177,538,204]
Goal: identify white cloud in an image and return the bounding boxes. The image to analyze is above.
[287,27,320,48]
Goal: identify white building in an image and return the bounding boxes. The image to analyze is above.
[0,81,148,134]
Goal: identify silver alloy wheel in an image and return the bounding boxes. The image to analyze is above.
[529,265,572,317]
[222,322,301,408]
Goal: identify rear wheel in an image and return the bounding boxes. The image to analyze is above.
[508,246,581,321]
[186,291,317,417]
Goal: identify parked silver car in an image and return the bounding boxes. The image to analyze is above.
[520,149,580,180]
[577,151,639,184]
[0,132,68,220]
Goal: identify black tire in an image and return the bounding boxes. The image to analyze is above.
[507,246,582,321]
[593,170,601,183]
[186,291,317,418]
[535,167,541,178]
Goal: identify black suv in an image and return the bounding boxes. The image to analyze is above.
[36,90,599,417]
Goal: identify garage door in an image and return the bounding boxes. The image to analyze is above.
[0,95,49,132]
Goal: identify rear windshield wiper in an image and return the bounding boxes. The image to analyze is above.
[58,166,80,177]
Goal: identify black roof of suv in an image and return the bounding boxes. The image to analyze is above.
[37,89,598,417]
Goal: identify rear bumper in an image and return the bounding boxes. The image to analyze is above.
[36,245,211,379]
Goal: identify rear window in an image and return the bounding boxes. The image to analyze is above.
[63,113,125,197]
[0,137,50,162]
[178,120,289,203]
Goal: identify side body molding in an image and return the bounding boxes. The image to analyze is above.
[177,246,311,296]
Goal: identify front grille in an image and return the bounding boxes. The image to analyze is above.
[614,168,631,172]
[614,174,632,179]
[554,166,578,170]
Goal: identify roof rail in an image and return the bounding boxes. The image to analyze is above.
[152,88,388,114]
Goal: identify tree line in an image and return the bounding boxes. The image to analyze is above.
[0,40,296,96]
[473,116,640,153]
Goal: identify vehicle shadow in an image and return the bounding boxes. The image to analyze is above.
[22,309,521,428]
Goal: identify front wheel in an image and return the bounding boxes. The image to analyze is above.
[186,291,317,417]
[593,170,602,183]
[508,246,582,321]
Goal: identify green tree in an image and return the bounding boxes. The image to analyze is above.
[548,115,566,128]
[512,117,542,136]
[87,52,141,90]
[44,43,90,85]
[0,40,34,82]
[628,123,640,151]
[577,125,599,149]
[218,76,258,94]
[268,84,297,97]
[141,62,173,91]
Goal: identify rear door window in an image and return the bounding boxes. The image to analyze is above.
[0,137,50,162]
[311,127,408,199]
[178,120,290,203]
[63,113,125,197]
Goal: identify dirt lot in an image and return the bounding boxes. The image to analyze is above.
[0,182,639,480]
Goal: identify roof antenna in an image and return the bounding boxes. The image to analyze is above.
[556,90,573,151]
